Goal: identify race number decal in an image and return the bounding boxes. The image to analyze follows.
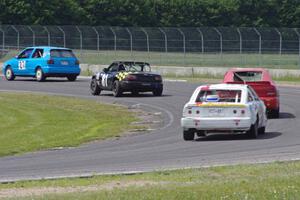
[101,74,109,87]
[18,61,26,70]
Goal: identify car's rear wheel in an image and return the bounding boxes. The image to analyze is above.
[90,78,101,95]
[247,119,258,139]
[36,68,45,82]
[112,80,122,97]
[5,67,15,81]
[258,126,266,135]
[183,129,195,141]
[67,75,77,81]
[153,88,163,96]
[269,108,280,118]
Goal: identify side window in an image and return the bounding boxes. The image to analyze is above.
[108,63,118,72]
[32,49,44,59]
[18,49,33,59]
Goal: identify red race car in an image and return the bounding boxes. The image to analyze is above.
[223,68,280,118]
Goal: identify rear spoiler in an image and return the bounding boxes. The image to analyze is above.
[225,81,271,86]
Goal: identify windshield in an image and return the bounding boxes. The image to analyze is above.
[121,63,151,72]
[234,71,262,81]
[196,89,242,103]
[50,49,76,58]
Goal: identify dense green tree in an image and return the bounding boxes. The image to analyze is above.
[0,0,299,27]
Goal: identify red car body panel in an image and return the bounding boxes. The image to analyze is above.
[223,68,279,116]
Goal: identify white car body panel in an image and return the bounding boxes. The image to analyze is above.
[181,84,267,134]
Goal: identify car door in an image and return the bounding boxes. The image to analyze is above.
[106,63,119,89]
[29,48,44,75]
[15,48,34,75]
[249,86,266,126]
[99,63,118,89]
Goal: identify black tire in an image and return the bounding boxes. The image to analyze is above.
[90,78,101,95]
[258,127,266,135]
[35,68,46,82]
[5,67,15,81]
[67,75,77,81]
[153,88,163,96]
[183,129,195,141]
[267,108,280,119]
[247,120,258,139]
[112,80,123,97]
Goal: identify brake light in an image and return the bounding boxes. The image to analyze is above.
[155,76,162,81]
[126,75,137,81]
[47,59,54,64]
[75,60,80,65]
[266,91,276,96]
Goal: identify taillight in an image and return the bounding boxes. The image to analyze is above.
[155,76,162,81]
[126,75,137,81]
[75,60,80,65]
[266,91,276,96]
[47,59,54,64]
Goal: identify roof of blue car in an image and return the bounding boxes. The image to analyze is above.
[26,46,71,50]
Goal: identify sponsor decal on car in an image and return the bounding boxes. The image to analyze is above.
[116,72,130,81]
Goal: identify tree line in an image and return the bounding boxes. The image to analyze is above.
[0,0,299,27]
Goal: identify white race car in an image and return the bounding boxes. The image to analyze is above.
[181,84,267,140]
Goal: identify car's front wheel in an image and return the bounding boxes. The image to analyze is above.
[5,67,15,81]
[67,75,77,81]
[112,80,123,97]
[36,68,46,82]
[183,129,195,141]
[90,78,101,95]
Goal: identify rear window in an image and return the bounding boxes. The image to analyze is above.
[234,71,262,81]
[196,89,242,103]
[50,49,76,58]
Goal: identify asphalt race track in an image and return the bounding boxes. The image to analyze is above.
[0,77,300,182]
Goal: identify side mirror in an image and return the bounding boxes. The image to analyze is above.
[103,68,108,73]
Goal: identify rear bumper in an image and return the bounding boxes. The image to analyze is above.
[120,81,163,92]
[43,66,81,76]
[181,117,252,131]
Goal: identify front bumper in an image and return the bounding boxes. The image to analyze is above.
[181,117,252,131]
[120,81,163,92]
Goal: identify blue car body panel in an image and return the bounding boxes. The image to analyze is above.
[2,46,80,77]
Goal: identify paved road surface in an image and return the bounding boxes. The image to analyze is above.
[0,77,299,182]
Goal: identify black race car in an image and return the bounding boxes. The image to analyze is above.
[90,61,163,97]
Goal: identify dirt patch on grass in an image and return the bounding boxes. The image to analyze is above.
[0,180,167,199]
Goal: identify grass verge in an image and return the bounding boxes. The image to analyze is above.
[0,92,139,157]
[1,161,300,199]
[1,49,300,69]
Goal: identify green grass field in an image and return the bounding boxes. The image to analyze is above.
[1,161,300,199]
[0,92,138,157]
[1,49,300,69]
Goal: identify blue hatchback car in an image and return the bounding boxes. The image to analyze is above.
[2,46,81,81]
